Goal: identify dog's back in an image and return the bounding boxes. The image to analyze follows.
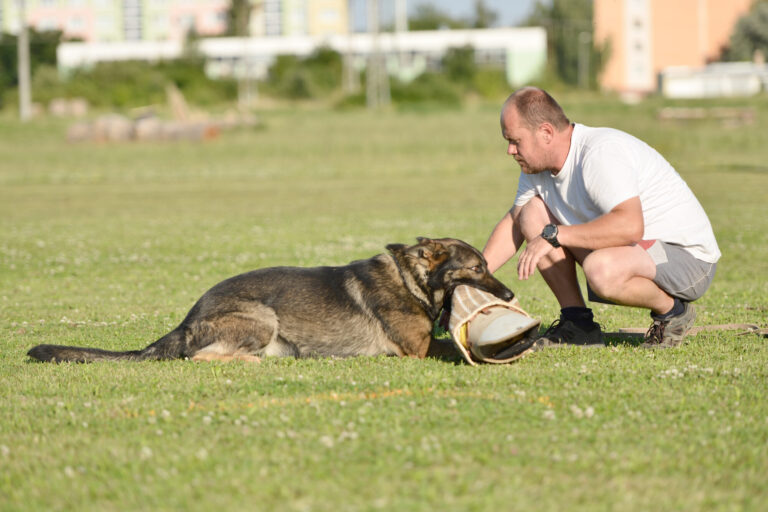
[27,238,513,363]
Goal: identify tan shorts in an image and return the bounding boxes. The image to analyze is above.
[587,240,717,303]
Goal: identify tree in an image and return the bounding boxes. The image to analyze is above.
[473,0,497,29]
[407,2,496,32]
[523,0,606,87]
[722,1,768,62]
[442,45,476,85]
[0,29,61,106]
[225,0,252,36]
[265,47,343,99]
[408,4,469,31]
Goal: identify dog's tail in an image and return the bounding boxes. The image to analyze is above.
[27,328,187,363]
[26,344,146,363]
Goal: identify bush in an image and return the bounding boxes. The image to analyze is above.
[442,45,477,87]
[471,68,511,100]
[67,61,168,108]
[0,29,62,109]
[302,47,342,92]
[264,47,342,100]
[390,72,462,107]
[722,1,768,61]
[24,58,236,110]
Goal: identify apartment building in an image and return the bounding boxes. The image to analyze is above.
[594,0,754,95]
[0,0,348,42]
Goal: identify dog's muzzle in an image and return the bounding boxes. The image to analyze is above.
[448,285,540,365]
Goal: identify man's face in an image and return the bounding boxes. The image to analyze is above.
[500,106,549,174]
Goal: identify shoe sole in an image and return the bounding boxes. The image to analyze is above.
[664,305,697,344]
[642,304,697,349]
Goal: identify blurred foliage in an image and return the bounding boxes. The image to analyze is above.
[440,45,510,100]
[0,29,61,108]
[470,68,510,99]
[0,23,520,111]
[443,45,477,87]
[407,1,498,31]
[13,57,236,109]
[1,27,234,110]
[390,72,462,107]
[722,0,768,62]
[523,0,607,88]
[408,4,470,31]
[224,0,252,37]
[264,47,342,99]
[472,0,498,29]
[339,45,510,110]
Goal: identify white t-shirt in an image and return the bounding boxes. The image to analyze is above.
[514,123,721,263]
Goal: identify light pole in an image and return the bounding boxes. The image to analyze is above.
[578,31,591,89]
[366,0,389,108]
[17,0,32,121]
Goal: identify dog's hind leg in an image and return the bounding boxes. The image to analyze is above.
[191,351,262,363]
[188,303,283,362]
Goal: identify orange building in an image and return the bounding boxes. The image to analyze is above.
[594,0,754,95]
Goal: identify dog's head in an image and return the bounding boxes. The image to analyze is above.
[387,237,514,308]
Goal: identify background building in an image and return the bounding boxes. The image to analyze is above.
[0,0,349,42]
[594,0,754,96]
[57,26,548,87]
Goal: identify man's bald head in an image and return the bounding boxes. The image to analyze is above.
[502,87,571,132]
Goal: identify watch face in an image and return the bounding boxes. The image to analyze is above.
[543,224,556,239]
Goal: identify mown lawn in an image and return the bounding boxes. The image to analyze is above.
[1,94,766,511]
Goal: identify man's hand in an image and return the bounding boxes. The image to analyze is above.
[517,235,555,280]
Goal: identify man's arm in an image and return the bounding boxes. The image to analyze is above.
[482,206,525,273]
[558,196,644,249]
[516,196,644,280]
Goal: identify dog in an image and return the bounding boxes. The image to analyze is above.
[27,237,514,363]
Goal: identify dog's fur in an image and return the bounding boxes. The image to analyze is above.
[27,237,513,363]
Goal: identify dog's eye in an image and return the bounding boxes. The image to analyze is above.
[471,266,482,273]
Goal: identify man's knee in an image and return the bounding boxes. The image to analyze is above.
[582,246,657,299]
[517,197,554,241]
[582,250,621,297]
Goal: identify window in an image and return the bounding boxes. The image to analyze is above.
[67,16,84,32]
[37,18,59,31]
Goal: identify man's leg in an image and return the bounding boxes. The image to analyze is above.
[582,242,714,348]
[517,196,589,308]
[517,197,601,345]
[581,245,674,315]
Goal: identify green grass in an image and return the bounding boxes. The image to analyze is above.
[1,95,767,511]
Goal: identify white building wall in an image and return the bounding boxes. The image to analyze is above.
[57,27,548,86]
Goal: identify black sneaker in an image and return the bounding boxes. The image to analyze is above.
[533,316,603,349]
[642,302,696,349]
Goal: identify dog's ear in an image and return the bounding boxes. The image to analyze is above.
[416,239,449,269]
[386,243,407,256]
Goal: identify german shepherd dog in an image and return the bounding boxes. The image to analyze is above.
[27,237,514,363]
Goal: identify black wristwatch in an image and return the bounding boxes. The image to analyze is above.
[541,223,561,248]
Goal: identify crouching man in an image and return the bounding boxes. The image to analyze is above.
[483,87,720,348]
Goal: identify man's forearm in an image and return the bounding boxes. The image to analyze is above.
[557,198,644,250]
[483,209,524,273]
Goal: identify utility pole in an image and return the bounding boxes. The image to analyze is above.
[366,0,389,109]
[394,0,407,33]
[17,0,32,121]
[393,0,407,81]
[342,0,360,94]
[236,0,256,109]
[578,31,591,89]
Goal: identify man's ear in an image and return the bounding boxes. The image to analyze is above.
[538,122,555,143]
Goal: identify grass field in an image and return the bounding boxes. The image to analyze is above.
[1,93,767,511]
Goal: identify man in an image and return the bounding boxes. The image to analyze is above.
[483,87,720,348]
